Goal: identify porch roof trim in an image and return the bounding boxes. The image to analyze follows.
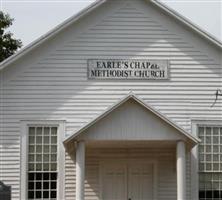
[63,93,200,145]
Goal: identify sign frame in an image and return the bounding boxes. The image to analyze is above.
[87,59,170,80]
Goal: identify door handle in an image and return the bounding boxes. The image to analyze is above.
[128,199,131,200]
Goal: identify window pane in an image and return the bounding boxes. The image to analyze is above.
[206,145,211,153]
[205,174,212,181]
[51,154,57,162]
[212,181,219,190]
[199,145,204,153]
[206,127,212,135]
[199,191,205,198]
[43,163,50,171]
[206,154,212,162]
[206,191,212,198]
[214,190,220,198]
[28,191,34,199]
[29,127,35,136]
[213,155,219,162]
[28,181,34,190]
[29,163,34,171]
[44,145,50,153]
[213,163,219,171]
[36,136,42,144]
[43,181,49,189]
[44,127,50,135]
[43,191,49,198]
[51,163,57,171]
[43,173,49,180]
[28,173,34,180]
[51,136,57,144]
[29,145,35,153]
[51,191,56,198]
[36,145,42,153]
[213,127,219,135]
[213,136,219,144]
[51,145,57,153]
[29,136,35,144]
[213,146,219,153]
[51,173,57,180]
[199,127,205,135]
[36,191,41,198]
[44,136,49,144]
[36,154,42,162]
[199,163,204,171]
[206,136,211,144]
[51,181,57,189]
[36,163,42,171]
[36,181,42,189]
[29,155,34,162]
[36,173,42,180]
[36,127,42,135]
[43,155,49,162]
[51,127,57,135]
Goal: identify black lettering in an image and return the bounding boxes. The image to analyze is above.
[97,62,102,68]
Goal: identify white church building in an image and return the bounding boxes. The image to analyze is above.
[0,0,222,200]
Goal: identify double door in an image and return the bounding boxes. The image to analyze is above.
[102,161,155,200]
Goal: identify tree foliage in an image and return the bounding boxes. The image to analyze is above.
[0,11,22,62]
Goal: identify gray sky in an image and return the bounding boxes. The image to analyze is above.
[1,0,222,47]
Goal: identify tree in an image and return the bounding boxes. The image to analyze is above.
[0,11,22,62]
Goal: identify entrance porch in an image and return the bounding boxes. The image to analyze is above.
[70,141,187,200]
[63,94,199,200]
[73,141,187,200]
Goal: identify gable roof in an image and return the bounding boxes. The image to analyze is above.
[150,0,222,49]
[0,0,221,71]
[63,93,200,145]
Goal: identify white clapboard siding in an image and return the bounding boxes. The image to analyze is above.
[0,0,221,199]
[78,99,188,141]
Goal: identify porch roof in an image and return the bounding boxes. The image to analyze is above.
[63,93,200,146]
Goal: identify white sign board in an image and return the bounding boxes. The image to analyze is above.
[88,59,169,80]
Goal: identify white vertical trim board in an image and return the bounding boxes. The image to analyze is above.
[20,120,66,200]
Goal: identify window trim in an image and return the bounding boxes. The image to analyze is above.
[20,120,65,200]
[191,120,222,200]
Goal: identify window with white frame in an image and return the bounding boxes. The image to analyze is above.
[198,126,222,200]
[27,126,58,199]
